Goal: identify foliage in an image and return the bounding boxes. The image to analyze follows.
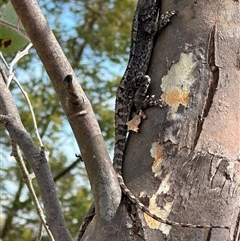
[0,0,135,239]
[0,2,30,53]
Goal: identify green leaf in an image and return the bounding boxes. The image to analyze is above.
[0,2,30,53]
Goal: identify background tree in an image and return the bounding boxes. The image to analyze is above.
[0,0,239,241]
[0,0,134,240]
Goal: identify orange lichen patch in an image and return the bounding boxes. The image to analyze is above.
[160,52,197,112]
[143,173,173,234]
[161,88,189,111]
[143,212,160,228]
[151,143,164,173]
[143,211,172,233]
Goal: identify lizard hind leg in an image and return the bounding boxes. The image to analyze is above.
[134,75,162,112]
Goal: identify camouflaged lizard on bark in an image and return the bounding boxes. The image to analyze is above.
[113,0,229,229]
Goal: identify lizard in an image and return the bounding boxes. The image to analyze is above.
[113,0,229,229]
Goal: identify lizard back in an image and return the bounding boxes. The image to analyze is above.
[113,0,160,176]
[112,0,229,229]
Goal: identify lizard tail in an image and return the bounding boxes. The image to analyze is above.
[117,173,229,229]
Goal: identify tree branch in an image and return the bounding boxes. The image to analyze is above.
[11,141,54,241]
[0,70,72,241]
[10,0,121,225]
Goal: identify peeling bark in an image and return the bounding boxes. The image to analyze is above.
[108,1,240,240]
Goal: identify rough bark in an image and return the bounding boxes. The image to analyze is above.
[82,1,240,240]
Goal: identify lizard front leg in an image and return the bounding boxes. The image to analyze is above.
[124,75,162,133]
[133,75,162,113]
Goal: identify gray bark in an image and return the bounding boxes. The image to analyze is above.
[82,1,240,240]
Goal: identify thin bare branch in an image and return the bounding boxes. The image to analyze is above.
[0,68,73,241]
[11,141,55,241]
[1,45,43,147]
[7,43,33,87]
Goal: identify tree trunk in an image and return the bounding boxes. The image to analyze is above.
[81,1,239,240]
